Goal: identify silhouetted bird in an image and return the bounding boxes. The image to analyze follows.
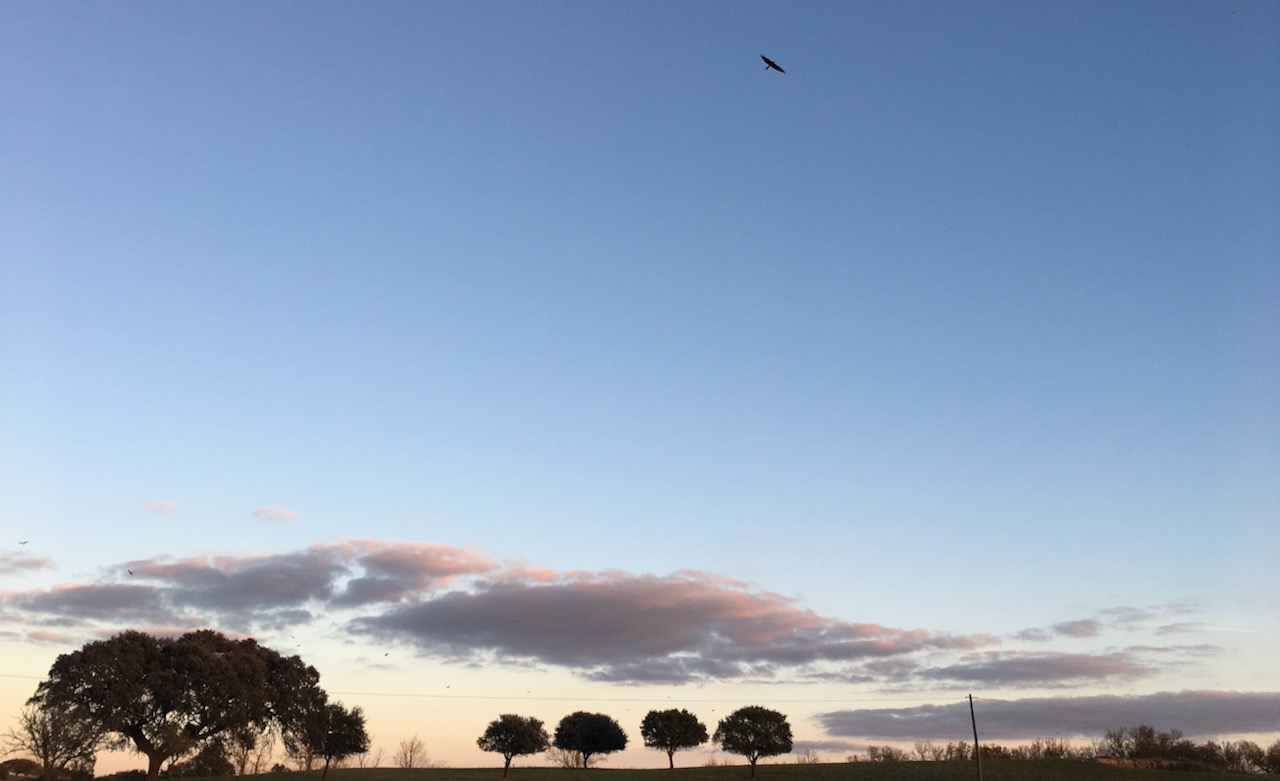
[18,540,29,545]
[761,55,785,74]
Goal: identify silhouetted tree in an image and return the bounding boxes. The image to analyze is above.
[714,706,793,777]
[314,701,371,773]
[640,709,708,769]
[1263,739,1280,774]
[30,630,325,781]
[280,681,368,779]
[477,714,550,777]
[553,712,627,769]
[2,702,103,780]
[867,745,908,762]
[393,735,430,768]
[226,725,275,776]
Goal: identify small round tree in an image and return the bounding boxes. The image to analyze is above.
[553,711,628,769]
[714,706,793,777]
[640,708,708,768]
[477,714,550,778]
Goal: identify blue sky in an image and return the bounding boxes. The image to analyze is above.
[2,0,1278,770]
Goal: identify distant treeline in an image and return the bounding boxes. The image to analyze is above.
[853,725,1280,775]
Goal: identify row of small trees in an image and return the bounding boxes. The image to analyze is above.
[478,706,792,777]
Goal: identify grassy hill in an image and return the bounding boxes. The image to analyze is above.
[219,761,1252,781]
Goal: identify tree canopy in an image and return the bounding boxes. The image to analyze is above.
[713,706,793,777]
[477,714,550,777]
[31,630,326,781]
[640,708,708,769]
[552,712,628,769]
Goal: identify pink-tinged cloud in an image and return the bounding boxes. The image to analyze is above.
[252,504,300,522]
[146,499,178,516]
[818,690,1280,741]
[0,550,56,575]
[351,569,998,683]
[0,539,1234,689]
[1,540,500,635]
[321,538,498,605]
[28,630,69,643]
[126,548,347,622]
[8,582,171,625]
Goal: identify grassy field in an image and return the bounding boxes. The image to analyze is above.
[223,761,1252,781]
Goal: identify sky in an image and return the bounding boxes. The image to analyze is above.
[1,0,1278,771]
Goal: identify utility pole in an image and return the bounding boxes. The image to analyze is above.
[969,694,983,781]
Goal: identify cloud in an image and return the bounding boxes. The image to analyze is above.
[0,550,55,575]
[328,539,499,606]
[1014,604,1202,644]
[252,504,300,522]
[124,548,347,625]
[146,499,178,516]
[817,691,1280,742]
[8,582,172,626]
[921,650,1153,686]
[350,569,998,683]
[1052,619,1102,638]
[0,539,1244,689]
[0,539,499,636]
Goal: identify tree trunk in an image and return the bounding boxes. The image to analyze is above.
[667,751,675,769]
[145,751,166,781]
[502,757,512,778]
[321,756,332,780]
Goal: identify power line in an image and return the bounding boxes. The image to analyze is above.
[329,689,961,705]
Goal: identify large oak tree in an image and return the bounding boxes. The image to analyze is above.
[31,630,325,781]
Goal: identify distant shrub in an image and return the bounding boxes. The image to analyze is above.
[0,759,43,780]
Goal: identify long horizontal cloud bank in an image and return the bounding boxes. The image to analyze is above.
[818,691,1280,741]
[0,539,1237,690]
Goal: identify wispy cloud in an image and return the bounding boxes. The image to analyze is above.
[818,690,1280,741]
[27,630,70,644]
[1052,619,1102,638]
[0,550,56,575]
[1015,603,1202,643]
[252,504,300,522]
[146,499,178,516]
[921,650,1154,686]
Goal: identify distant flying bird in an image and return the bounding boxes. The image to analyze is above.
[18,540,29,545]
[761,54,785,74]
[127,569,134,575]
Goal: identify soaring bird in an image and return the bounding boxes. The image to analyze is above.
[761,54,785,74]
